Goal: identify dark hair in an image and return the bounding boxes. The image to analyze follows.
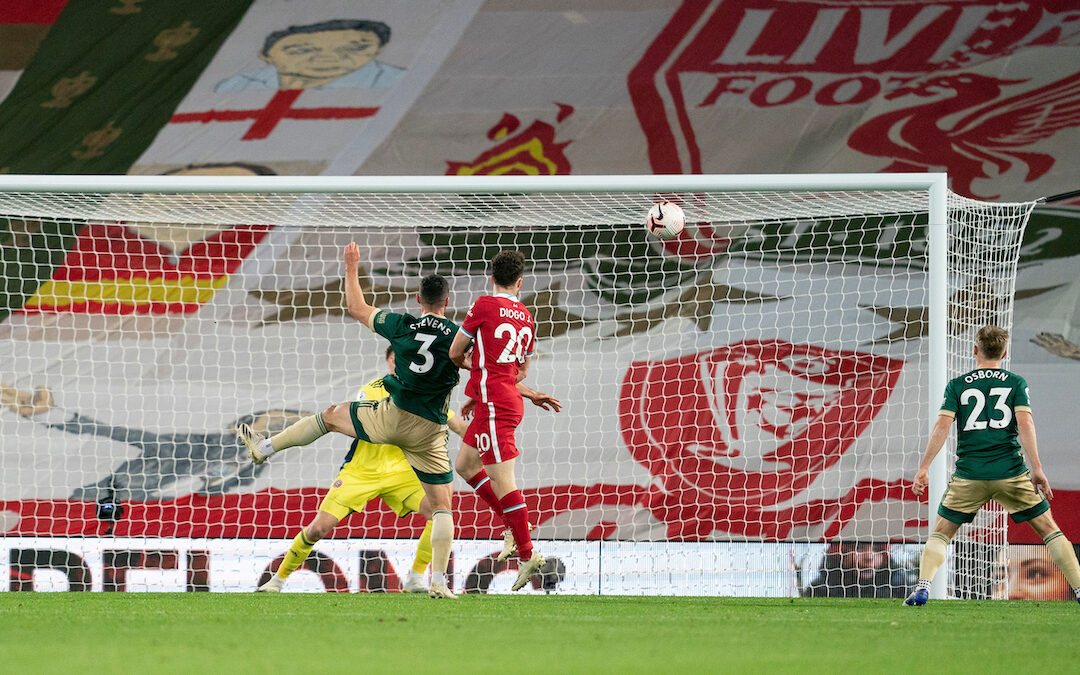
[161,162,276,176]
[385,344,394,360]
[419,274,448,307]
[976,325,1009,360]
[491,250,525,287]
[262,19,391,56]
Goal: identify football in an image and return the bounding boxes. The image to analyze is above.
[645,201,685,240]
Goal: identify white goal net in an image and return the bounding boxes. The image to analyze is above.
[0,174,1034,596]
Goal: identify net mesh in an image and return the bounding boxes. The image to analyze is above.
[945,193,1035,600]
[0,181,1034,595]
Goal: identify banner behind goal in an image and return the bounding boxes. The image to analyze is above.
[0,174,1034,596]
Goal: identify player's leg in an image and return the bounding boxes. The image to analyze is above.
[470,407,543,592]
[457,410,508,516]
[385,402,457,598]
[417,480,456,599]
[257,510,341,592]
[1024,512,1080,603]
[462,406,537,565]
[456,440,502,514]
[905,516,961,605]
[485,457,530,558]
[906,476,988,606]
[455,440,514,560]
[260,470,377,592]
[404,520,434,593]
[382,479,434,593]
[473,407,543,585]
[239,402,357,464]
[485,458,544,591]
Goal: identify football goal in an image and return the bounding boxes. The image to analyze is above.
[0,174,1034,597]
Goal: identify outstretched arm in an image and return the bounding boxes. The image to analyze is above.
[343,243,378,328]
[447,413,468,437]
[1017,410,1052,499]
[517,381,561,413]
[911,414,953,496]
[459,397,476,420]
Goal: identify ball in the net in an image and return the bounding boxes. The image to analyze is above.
[645,201,685,240]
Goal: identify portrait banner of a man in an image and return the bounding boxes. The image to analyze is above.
[133,0,482,173]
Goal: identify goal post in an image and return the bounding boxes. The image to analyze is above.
[0,173,1033,596]
[927,176,949,601]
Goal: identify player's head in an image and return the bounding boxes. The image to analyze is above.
[417,273,449,313]
[491,250,525,293]
[975,325,1008,361]
[385,344,395,375]
[260,19,390,81]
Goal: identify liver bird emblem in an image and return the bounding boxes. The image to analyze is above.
[848,72,1080,198]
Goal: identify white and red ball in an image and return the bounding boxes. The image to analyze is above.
[645,201,685,240]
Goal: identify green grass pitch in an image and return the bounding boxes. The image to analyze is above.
[1,594,1076,673]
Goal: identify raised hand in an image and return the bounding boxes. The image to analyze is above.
[344,241,361,269]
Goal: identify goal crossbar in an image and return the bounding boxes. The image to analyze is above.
[0,172,949,195]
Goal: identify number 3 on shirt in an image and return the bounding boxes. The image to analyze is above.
[494,322,532,364]
[410,333,438,373]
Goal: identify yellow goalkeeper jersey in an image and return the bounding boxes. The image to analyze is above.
[339,376,455,477]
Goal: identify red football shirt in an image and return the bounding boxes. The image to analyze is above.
[460,293,536,412]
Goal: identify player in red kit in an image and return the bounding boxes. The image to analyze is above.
[449,250,561,591]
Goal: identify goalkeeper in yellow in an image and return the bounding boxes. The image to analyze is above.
[257,345,467,593]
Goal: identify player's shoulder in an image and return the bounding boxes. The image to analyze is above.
[470,294,495,311]
[435,313,459,330]
[373,308,412,328]
[493,293,534,322]
[464,294,496,322]
[946,371,967,388]
[1003,369,1028,386]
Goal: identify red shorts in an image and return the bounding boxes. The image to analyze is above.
[463,402,523,464]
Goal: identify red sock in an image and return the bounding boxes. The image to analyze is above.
[499,490,533,561]
[467,469,506,523]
